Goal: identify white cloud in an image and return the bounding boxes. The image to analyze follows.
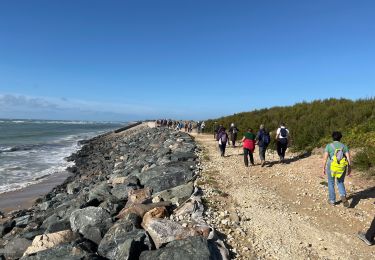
[0,94,159,120]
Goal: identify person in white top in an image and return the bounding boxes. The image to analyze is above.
[275,123,289,163]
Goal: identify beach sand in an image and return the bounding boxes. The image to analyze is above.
[0,171,71,213]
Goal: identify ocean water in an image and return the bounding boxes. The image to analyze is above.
[0,119,126,194]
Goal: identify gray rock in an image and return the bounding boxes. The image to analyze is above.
[139,236,211,260]
[3,237,31,259]
[66,182,82,195]
[20,243,96,260]
[14,215,31,228]
[88,182,113,203]
[70,206,112,244]
[171,152,197,162]
[153,182,194,205]
[0,220,15,237]
[138,162,196,193]
[98,221,152,259]
[111,184,137,201]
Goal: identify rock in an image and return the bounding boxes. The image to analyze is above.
[116,202,172,219]
[66,182,82,195]
[98,221,152,260]
[20,243,97,260]
[139,236,211,260]
[23,230,78,256]
[3,237,31,259]
[136,162,196,193]
[70,207,112,244]
[0,219,15,237]
[125,187,153,207]
[143,207,168,222]
[111,184,137,201]
[141,218,200,248]
[88,182,116,203]
[153,182,194,205]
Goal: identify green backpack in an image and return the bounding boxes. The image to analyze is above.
[330,143,348,178]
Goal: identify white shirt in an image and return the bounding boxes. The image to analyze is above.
[276,126,289,139]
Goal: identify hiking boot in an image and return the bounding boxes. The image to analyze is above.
[341,196,350,208]
[357,232,373,246]
[328,200,335,206]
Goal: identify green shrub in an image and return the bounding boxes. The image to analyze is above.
[353,146,375,176]
[205,98,375,152]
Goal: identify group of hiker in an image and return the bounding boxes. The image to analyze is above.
[215,122,374,245]
[215,123,288,166]
[155,119,205,133]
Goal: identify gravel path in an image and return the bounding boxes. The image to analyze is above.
[193,133,375,260]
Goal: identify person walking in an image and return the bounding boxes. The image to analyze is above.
[358,216,375,246]
[241,128,256,166]
[201,121,206,133]
[229,123,239,147]
[217,127,228,157]
[322,131,351,207]
[256,124,271,167]
[275,123,289,163]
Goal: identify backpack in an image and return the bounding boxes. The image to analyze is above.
[243,138,255,151]
[329,143,348,178]
[261,131,270,146]
[280,128,288,138]
[220,133,228,144]
[232,127,237,134]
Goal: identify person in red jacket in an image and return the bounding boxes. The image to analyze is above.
[241,128,256,167]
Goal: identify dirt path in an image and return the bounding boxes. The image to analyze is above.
[193,133,375,260]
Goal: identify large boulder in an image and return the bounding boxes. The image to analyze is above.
[139,236,211,260]
[23,230,78,256]
[70,207,112,244]
[0,219,15,237]
[138,162,196,193]
[153,182,194,205]
[3,237,31,259]
[98,220,152,260]
[141,218,200,248]
[125,187,152,207]
[20,244,99,260]
[116,202,172,219]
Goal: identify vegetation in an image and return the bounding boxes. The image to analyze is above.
[353,146,375,177]
[204,98,375,175]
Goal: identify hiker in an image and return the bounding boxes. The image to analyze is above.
[229,123,239,147]
[256,124,271,167]
[358,216,375,246]
[184,121,188,132]
[276,123,289,163]
[197,121,201,134]
[214,124,222,140]
[241,128,256,166]
[322,131,351,207]
[217,127,228,157]
[201,121,206,133]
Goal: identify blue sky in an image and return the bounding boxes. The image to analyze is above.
[0,0,374,121]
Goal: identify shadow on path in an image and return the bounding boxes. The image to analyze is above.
[348,186,375,208]
[266,151,312,167]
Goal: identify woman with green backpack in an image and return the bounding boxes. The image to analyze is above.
[322,131,352,207]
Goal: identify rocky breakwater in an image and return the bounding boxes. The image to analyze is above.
[0,124,228,260]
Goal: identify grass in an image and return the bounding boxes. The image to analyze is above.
[353,146,375,177]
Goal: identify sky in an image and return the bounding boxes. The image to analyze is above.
[0,0,374,121]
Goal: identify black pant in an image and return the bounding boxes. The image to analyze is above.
[231,133,237,147]
[219,144,226,157]
[366,217,375,242]
[244,148,254,166]
[276,139,288,160]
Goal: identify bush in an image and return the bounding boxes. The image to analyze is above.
[353,146,375,176]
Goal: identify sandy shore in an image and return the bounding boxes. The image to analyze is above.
[0,171,71,213]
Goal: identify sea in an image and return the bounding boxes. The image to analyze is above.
[0,119,126,194]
